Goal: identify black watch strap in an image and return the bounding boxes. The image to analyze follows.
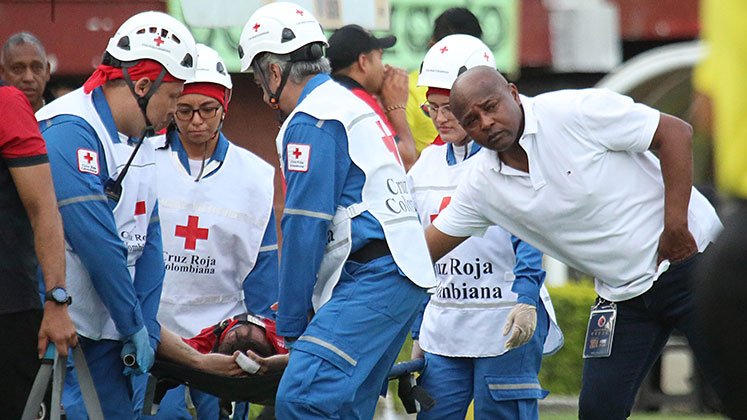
[45,287,72,305]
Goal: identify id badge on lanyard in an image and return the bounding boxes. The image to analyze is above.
[583,298,617,358]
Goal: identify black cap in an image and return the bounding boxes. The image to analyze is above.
[326,24,396,72]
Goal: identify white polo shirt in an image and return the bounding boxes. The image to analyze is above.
[433,88,722,302]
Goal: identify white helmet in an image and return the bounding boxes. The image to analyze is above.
[105,11,197,81]
[417,34,495,90]
[238,2,327,72]
[189,44,232,89]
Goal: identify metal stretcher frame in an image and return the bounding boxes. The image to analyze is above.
[141,359,284,415]
[143,358,434,415]
[22,344,104,420]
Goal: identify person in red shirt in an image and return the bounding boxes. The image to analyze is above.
[146,313,288,418]
[326,24,418,171]
[157,313,288,377]
[0,83,77,418]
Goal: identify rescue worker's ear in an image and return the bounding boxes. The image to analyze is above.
[269,63,283,85]
[133,77,153,98]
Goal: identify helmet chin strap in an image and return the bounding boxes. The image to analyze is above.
[104,66,168,202]
[122,66,168,138]
[253,60,294,123]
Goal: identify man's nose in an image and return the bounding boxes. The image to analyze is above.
[22,67,35,82]
[478,112,494,131]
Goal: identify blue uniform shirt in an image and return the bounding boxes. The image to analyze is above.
[38,87,163,347]
[277,73,386,337]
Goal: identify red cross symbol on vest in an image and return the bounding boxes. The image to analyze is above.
[83,152,94,164]
[292,147,302,159]
[175,215,209,250]
[375,120,401,165]
[252,23,260,32]
[430,196,452,222]
[153,36,165,46]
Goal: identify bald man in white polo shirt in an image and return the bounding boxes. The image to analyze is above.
[426,66,723,420]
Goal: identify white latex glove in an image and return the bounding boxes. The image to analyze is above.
[502,303,537,350]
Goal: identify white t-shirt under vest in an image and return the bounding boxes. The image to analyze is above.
[276,79,437,310]
[36,88,158,341]
[408,144,562,357]
[150,136,275,337]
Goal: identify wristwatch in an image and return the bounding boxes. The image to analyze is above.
[45,287,72,305]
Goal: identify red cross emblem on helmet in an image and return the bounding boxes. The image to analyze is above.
[153,36,165,46]
[440,45,448,54]
[252,22,260,32]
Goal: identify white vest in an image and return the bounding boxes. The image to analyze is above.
[408,145,563,357]
[36,88,158,341]
[276,80,437,310]
[150,136,275,337]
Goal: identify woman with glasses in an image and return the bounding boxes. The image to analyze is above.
[146,44,279,419]
[406,35,563,420]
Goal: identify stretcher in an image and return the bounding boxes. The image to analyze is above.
[143,358,435,415]
[22,344,104,420]
[141,360,283,415]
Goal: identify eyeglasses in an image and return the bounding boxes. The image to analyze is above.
[423,101,455,119]
[175,105,221,121]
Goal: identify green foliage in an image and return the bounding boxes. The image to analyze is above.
[539,282,598,395]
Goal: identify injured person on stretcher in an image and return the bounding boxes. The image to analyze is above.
[144,312,432,415]
[160,312,289,376]
[143,313,290,412]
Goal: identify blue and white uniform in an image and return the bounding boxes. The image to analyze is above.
[153,130,278,335]
[408,141,563,419]
[36,87,164,420]
[274,74,437,419]
[141,130,278,419]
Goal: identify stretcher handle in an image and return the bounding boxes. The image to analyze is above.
[388,358,424,379]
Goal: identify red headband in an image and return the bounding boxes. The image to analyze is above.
[426,87,451,97]
[218,316,288,355]
[181,82,229,112]
[83,59,181,94]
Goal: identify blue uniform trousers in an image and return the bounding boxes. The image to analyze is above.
[135,383,249,420]
[578,254,723,419]
[62,337,135,420]
[275,255,427,419]
[416,303,549,420]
